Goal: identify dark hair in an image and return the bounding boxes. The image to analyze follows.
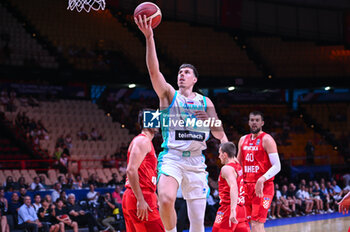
[219,142,237,158]
[56,198,63,203]
[179,63,199,78]
[34,193,41,198]
[249,111,264,121]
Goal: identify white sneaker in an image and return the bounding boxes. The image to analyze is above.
[327,209,334,213]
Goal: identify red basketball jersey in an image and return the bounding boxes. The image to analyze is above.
[125,134,157,192]
[241,132,274,183]
[218,162,245,206]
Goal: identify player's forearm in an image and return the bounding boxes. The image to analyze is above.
[127,170,145,201]
[145,35,160,77]
[211,130,228,143]
[230,185,238,212]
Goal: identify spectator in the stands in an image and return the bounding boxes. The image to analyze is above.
[280,185,294,217]
[15,176,29,191]
[55,198,78,232]
[32,194,42,213]
[296,184,314,215]
[309,184,324,214]
[7,192,21,228]
[4,176,15,192]
[90,128,103,141]
[30,177,44,191]
[64,134,73,150]
[44,195,53,206]
[19,187,28,204]
[288,183,302,215]
[77,127,88,141]
[72,175,83,189]
[58,153,69,174]
[118,161,127,179]
[320,183,333,213]
[270,183,282,219]
[0,188,9,232]
[87,184,100,208]
[18,196,47,232]
[88,174,100,187]
[107,173,123,187]
[51,183,61,203]
[102,155,115,169]
[60,190,68,206]
[39,175,47,189]
[111,185,122,205]
[57,175,67,188]
[65,173,74,189]
[67,193,106,232]
[38,198,62,232]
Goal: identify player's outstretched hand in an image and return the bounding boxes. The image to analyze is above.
[134,15,153,38]
[137,198,153,221]
[229,210,238,227]
[338,191,350,214]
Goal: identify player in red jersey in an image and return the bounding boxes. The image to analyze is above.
[122,110,165,232]
[237,111,281,232]
[212,142,250,232]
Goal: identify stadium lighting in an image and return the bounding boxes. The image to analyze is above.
[228,86,235,91]
[128,83,136,88]
[324,86,331,91]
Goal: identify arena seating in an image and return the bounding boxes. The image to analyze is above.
[7,0,159,73]
[0,167,122,186]
[246,36,350,78]
[155,21,262,78]
[0,4,58,68]
[301,102,350,142]
[3,98,134,169]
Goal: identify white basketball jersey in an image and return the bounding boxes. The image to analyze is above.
[160,91,210,155]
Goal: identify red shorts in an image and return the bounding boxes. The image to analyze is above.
[212,204,250,232]
[244,181,274,223]
[122,189,165,232]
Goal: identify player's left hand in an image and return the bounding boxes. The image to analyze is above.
[137,198,153,221]
[194,111,209,121]
[255,176,266,198]
[229,210,238,227]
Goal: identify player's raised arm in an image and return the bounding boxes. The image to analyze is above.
[221,165,239,226]
[134,15,175,102]
[126,137,153,221]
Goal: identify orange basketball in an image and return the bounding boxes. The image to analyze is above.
[134,2,162,29]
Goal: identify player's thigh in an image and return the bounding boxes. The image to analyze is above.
[157,174,179,202]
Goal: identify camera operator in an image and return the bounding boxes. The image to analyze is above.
[99,192,120,232]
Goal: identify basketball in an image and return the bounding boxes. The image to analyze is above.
[134,2,162,29]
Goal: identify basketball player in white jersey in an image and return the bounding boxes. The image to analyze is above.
[135,16,228,232]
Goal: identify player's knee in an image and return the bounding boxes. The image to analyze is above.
[158,192,175,208]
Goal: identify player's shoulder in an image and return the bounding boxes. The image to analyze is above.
[262,132,275,141]
[133,135,151,147]
[239,134,248,143]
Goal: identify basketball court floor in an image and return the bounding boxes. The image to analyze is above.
[184,212,350,232]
